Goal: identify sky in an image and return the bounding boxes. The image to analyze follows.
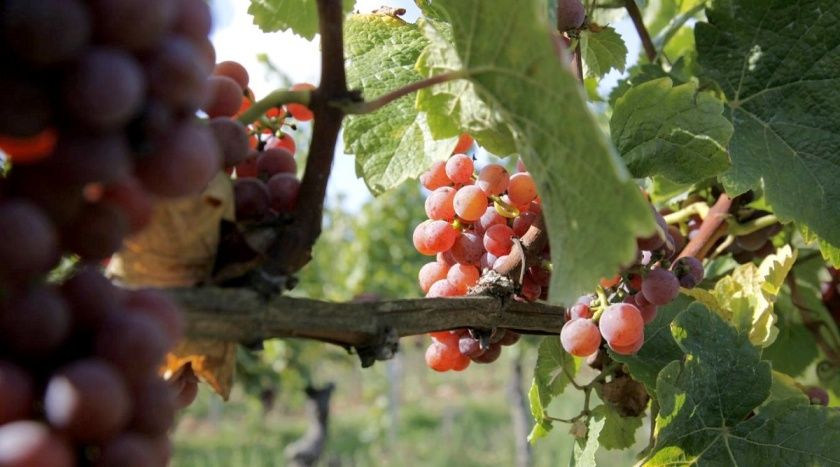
[208,0,641,211]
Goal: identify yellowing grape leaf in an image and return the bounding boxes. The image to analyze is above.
[107,172,234,287]
[683,245,796,347]
[108,172,238,399]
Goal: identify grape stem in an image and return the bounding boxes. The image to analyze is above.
[624,0,658,62]
[676,193,732,261]
[663,201,710,225]
[652,2,707,56]
[340,70,470,114]
[727,214,778,236]
[236,89,311,126]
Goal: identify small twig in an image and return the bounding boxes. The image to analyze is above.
[624,0,657,62]
[677,194,732,260]
[653,2,707,55]
[663,201,710,225]
[727,214,778,236]
[237,90,310,126]
[342,70,469,114]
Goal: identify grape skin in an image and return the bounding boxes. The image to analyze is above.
[476,164,509,196]
[424,187,457,221]
[560,319,601,357]
[484,224,515,257]
[507,172,538,205]
[418,262,450,294]
[641,268,680,305]
[445,154,474,184]
[598,303,644,348]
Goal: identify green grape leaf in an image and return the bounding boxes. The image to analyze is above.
[572,414,605,467]
[248,0,355,39]
[528,336,579,442]
[343,14,457,194]
[580,26,628,78]
[646,305,840,465]
[415,20,517,156]
[593,405,643,451]
[683,245,797,347]
[762,319,819,377]
[610,77,733,185]
[765,370,810,406]
[610,295,691,393]
[800,225,840,268]
[696,0,840,249]
[419,0,655,304]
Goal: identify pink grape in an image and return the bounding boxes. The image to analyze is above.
[419,262,449,293]
[412,220,436,256]
[423,220,459,253]
[560,319,601,356]
[484,224,515,256]
[450,232,484,265]
[447,264,480,293]
[476,205,507,235]
[609,335,644,355]
[476,164,509,196]
[566,302,592,320]
[420,161,450,190]
[519,276,541,301]
[598,303,644,348]
[480,252,498,270]
[426,279,461,298]
[445,154,474,184]
[508,172,537,205]
[453,185,488,221]
[424,186,456,221]
[512,210,537,237]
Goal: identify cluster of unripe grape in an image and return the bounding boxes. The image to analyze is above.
[560,208,704,358]
[412,135,549,371]
[0,0,234,464]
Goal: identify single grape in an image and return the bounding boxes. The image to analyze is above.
[256,148,297,178]
[0,285,71,356]
[735,224,780,251]
[560,319,601,356]
[476,164,509,196]
[471,343,502,364]
[62,202,129,260]
[0,362,34,424]
[519,277,542,302]
[476,205,507,235]
[102,177,154,233]
[95,313,170,384]
[0,200,58,281]
[437,251,457,266]
[209,117,250,168]
[598,303,644,348]
[286,83,316,121]
[641,268,680,305]
[637,209,668,251]
[235,152,259,178]
[136,121,221,198]
[445,154,475,184]
[447,264,480,293]
[671,256,704,289]
[233,177,270,221]
[483,224,515,257]
[599,275,621,289]
[61,266,121,329]
[450,232,484,265]
[423,220,459,253]
[498,331,521,346]
[144,36,210,111]
[557,0,586,31]
[609,335,644,355]
[418,262,450,294]
[123,289,185,348]
[95,433,160,467]
[480,252,499,271]
[508,172,537,205]
[566,302,592,320]
[0,421,75,467]
[426,279,461,298]
[89,0,177,51]
[425,342,452,372]
[512,210,537,237]
[264,132,296,154]
[458,336,484,357]
[202,76,244,118]
[129,378,177,435]
[267,172,301,213]
[424,187,457,221]
[419,161,450,190]
[452,134,474,154]
[175,0,213,40]
[213,61,250,90]
[412,220,436,256]
[804,386,829,406]
[44,359,132,442]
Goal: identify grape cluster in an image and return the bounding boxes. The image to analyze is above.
[413,135,550,371]
[561,208,704,358]
[0,0,224,464]
[227,77,313,221]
